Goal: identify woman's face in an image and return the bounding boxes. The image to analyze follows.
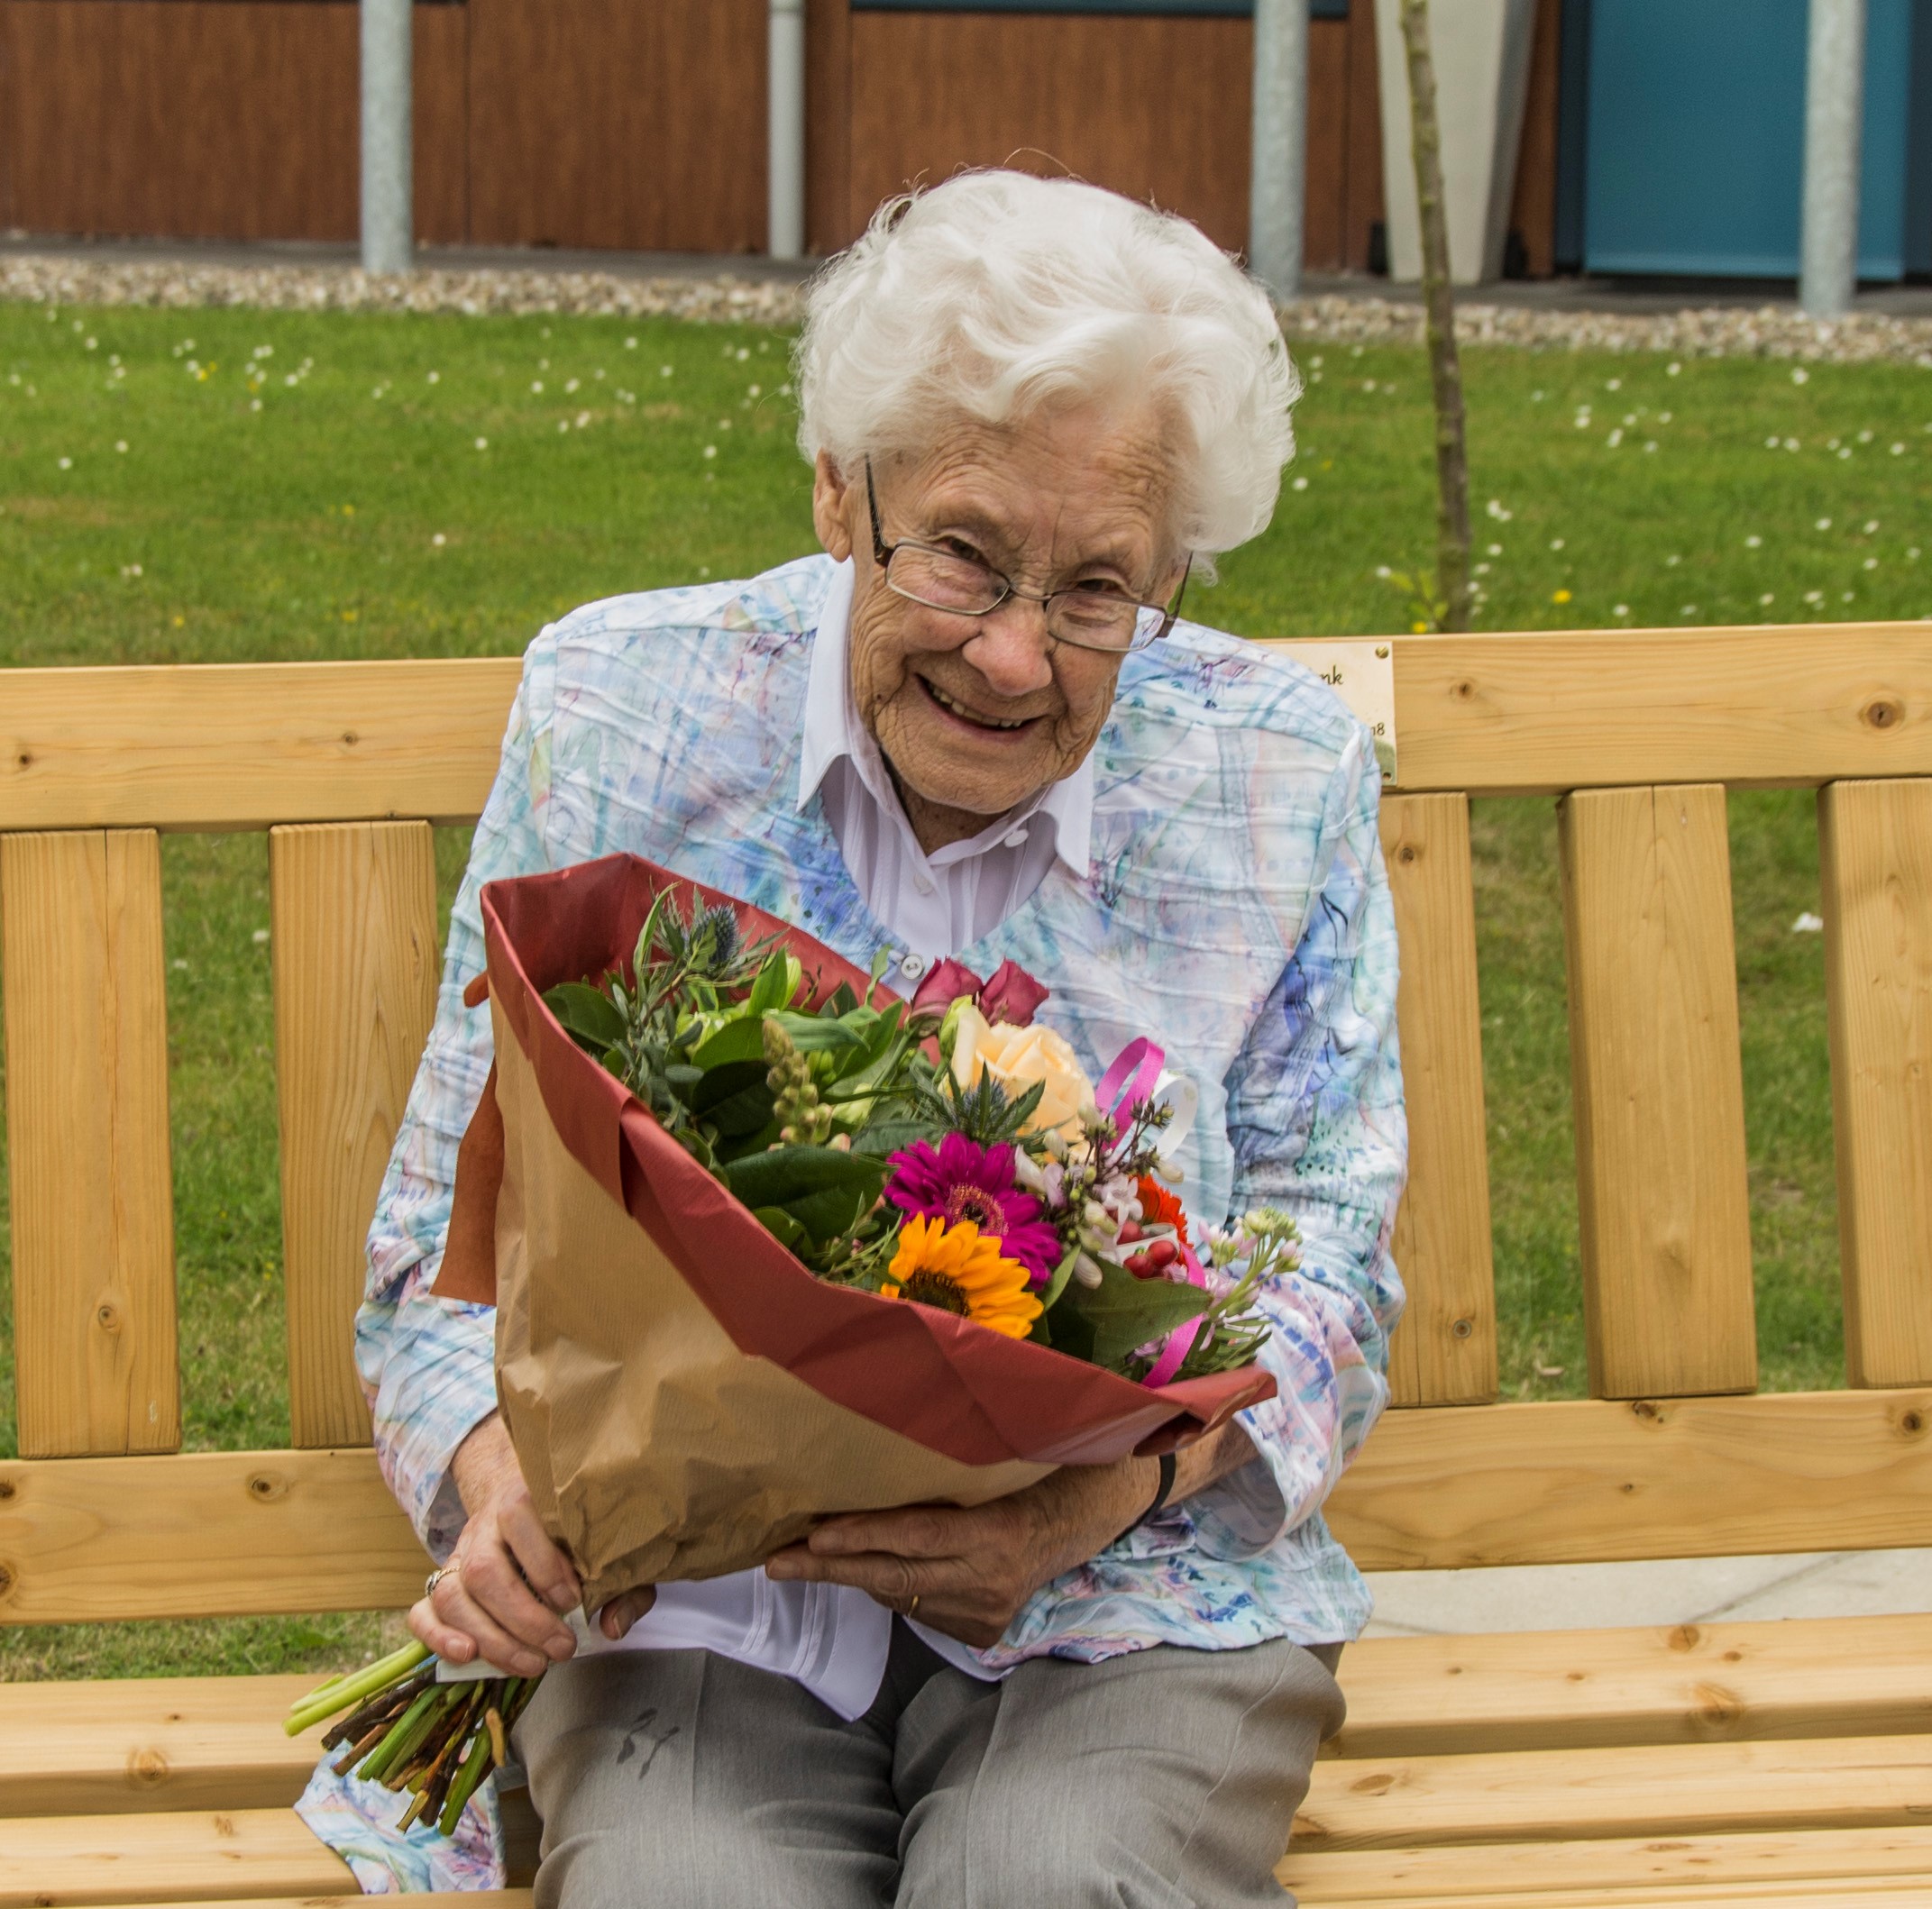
[812,404,1186,836]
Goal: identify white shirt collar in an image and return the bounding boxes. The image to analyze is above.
[796,558,1094,878]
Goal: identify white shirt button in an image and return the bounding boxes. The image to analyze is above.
[898,952,929,980]
[912,872,935,895]
[1003,828,1030,848]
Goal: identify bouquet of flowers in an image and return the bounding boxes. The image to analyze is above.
[531,883,1285,1384]
[289,853,1295,1831]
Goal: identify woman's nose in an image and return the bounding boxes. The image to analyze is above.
[960,598,1056,699]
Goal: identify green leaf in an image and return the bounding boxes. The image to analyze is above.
[848,1114,928,1158]
[691,1016,770,1070]
[1066,1262,1211,1371]
[768,1009,866,1056]
[745,950,796,1018]
[780,1179,880,1245]
[752,1204,810,1253]
[545,981,626,1049]
[691,1060,775,1137]
[824,981,860,1018]
[721,1145,886,1213]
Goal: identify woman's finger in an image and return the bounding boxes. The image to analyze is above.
[497,1496,582,1613]
[432,1570,554,1677]
[458,1535,578,1659]
[408,1594,480,1664]
[598,1585,658,1640]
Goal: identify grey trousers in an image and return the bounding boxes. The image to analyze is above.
[514,1620,1345,1909]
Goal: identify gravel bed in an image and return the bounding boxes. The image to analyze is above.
[5,251,1932,365]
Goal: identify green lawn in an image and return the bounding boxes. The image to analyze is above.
[2,298,1928,1679]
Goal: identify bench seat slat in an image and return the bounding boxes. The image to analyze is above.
[68,1900,529,1909]
[0,1806,353,1908]
[1296,1732,1932,1852]
[0,1675,327,1819]
[1327,1612,1932,1758]
[1282,1827,1932,1904]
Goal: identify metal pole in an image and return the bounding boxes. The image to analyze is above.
[1801,0,1865,317]
[769,0,806,260]
[361,0,413,274]
[1249,0,1308,300]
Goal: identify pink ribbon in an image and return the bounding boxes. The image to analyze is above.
[1095,1036,1164,1125]
[1140,1242,1210,1389]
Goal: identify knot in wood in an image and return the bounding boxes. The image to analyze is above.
[1667,1623,1701,1652]
[1692,1681,1744,1728]
[15,752,31,769]
[1900,1410,1925,1436]
[1451,1316,1474,1339]
[1450,679,1476,702]
[1630,1400,1663,1422]
[341,730,361,748]
[1396,844,1420,865]
[127,1746,170,1786]
[0,1561,16,1599]
[245,1471,288,1503]
[1350,1770,1396,1795]
[1862,697,1903,730]
[95,1302,121,1333]
[0,1477,15,1501]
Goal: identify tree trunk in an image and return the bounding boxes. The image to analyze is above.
[1397,0,1472,631]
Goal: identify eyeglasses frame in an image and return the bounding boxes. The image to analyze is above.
[863,459,1189,655]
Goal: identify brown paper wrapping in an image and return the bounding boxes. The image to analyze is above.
[470,853,1277,1613]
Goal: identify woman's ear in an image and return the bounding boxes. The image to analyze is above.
[811,452,857,562]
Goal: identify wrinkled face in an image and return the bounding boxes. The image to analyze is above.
[812,405,1186,843]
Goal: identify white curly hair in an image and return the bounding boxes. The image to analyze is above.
[794,170,1299,560]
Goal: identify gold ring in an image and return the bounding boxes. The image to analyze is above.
[425,1566,449,1601]
[906,1594,920,1619]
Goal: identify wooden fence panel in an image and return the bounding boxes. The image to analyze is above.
[1380,793,1497,1406]
[1559,784,1757,1400]
[270,822,440,1448]
[0,0,467,245]
[1,830,179,1457]
[1819,778,1932,1389]
[467,0,766,252]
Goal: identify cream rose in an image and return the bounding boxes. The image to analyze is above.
[950,1003,1096,1139]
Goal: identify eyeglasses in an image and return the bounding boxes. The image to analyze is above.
[865,460,1188,656]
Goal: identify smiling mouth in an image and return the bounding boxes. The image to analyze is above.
[920,677,1037,733]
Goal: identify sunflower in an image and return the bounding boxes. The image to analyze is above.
[882,1217,1043,1338]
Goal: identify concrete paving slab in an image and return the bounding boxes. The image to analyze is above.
[1360,1547,1932,1637]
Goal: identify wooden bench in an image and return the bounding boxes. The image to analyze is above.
[4,623,1931,1907]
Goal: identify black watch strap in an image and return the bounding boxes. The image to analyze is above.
[1114,1451,1177,1547]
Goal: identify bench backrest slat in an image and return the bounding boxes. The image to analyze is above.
[1,828,179,1457]
[1559,784,1759,1400]
[1818,778,1932,1390]
[269,821,439,1449]
[1379,793,1497,1408]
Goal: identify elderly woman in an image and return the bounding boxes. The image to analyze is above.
[357,170,1404,1906]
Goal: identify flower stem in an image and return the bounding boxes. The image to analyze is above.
[285,1639,430,1738]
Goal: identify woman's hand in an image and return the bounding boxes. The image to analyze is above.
[765,1422,1258,1648]
[408,1413,657,1671]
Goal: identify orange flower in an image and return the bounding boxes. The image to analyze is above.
[1136,1175,1189,1238]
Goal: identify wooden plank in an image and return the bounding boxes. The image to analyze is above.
[847,10,1252,254]
[2,829,179,1457]
[1296,1887,1932,1909]
[0,1,468,247]
[0,1448,427,1624]
[0,1675,327,1819]
[1328,1612,1932,1758]
[1819,778,1932,1387]
[0,656,522,833]
[1385,622,1932,795]
[1323,1388,1932,1570]
[0,1806,353,1908]
[3,629,1930,836]
[1284,1828,1932,1905]
[68,1900,526,1909]
[1558,785,1757,1398]
[467,0,766,252]
[1292,1732,1932,1851]
[1380,793,1497,1406]
[6,1395,1932,1622]
[270,822,440,1448]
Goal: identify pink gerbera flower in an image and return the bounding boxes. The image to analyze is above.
[886,1134,1064,1283]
